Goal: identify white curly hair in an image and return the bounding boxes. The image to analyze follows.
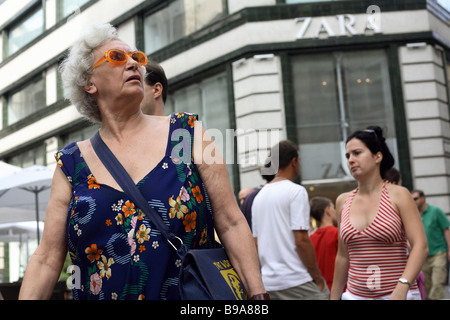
[59,23,124,122]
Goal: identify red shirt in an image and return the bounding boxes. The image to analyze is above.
[310,225,338,290]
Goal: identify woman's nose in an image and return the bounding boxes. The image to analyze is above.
[126,56,139,70]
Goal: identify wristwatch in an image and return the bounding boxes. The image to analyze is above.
[398,278,411,287]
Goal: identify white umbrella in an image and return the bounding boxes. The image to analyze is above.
[0,207,39,224]
[0,165,54,244]
[0,221,44,242]
[0,162,22,179]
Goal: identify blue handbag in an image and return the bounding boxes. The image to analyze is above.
[90,131,246,300]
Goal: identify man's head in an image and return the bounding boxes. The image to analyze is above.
[269,140,300,179]
[141,60,168,116]
[238,188,254,206]
[310,196,337,227]
[411,189,426,211]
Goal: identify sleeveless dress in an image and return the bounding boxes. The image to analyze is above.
[340,180,418,298]
[55,112,216,300]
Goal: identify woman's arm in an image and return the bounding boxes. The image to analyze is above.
[19,166,71,299]
[389,185,428,300]
[330,192,350,300]
[193,122,266,298]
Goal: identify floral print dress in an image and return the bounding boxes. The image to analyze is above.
[55,113,216,300]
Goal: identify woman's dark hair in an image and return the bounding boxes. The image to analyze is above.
[346,126,395,179]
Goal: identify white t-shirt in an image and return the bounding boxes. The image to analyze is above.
[251,180,312,291]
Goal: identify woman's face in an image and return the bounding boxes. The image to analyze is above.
[86,40,145,107]
[345,138,381,179]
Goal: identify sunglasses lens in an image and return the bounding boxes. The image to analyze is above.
[109,50,127,62]
[132,52,147,65]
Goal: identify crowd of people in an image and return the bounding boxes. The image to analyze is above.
[3,22,447,300]
[240,135,450,300]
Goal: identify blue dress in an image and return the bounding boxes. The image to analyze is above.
[55,113,216,300]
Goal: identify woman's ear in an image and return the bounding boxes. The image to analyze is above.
[375,152,383,164]
[82,81,97,94]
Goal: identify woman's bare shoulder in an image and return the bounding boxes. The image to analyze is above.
[336,190,354,206]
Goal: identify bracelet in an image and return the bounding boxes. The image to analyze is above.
[398,277,411,288]
[249,293,271,300]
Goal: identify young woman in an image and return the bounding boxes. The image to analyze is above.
[330,127,428,300]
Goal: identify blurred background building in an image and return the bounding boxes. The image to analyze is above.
[0,0,449,284]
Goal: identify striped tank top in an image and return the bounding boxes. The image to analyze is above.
[340,181,417,298]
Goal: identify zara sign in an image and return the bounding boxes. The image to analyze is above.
[295,5,381,39]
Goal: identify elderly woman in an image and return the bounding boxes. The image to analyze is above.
[19,23,266,300]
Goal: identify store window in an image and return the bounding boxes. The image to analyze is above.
[291,50,398,183]
[7,5,44,56]
[144,0,225,53]
[165,72,235,186]
[7,77,45,126]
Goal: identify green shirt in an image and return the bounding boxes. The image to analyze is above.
[421,204,450,256]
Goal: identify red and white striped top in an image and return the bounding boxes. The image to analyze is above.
[340,181,417,298]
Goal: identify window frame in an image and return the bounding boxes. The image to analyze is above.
[56,0,92,22]
[5,2,44,58]
[5,73,46,127]
[142,0,228,55]
[282,44,412,190]
[6,141,47,167]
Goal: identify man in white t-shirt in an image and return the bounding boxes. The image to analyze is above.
[252,140,328,300]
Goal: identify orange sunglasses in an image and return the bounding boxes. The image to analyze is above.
[90,49,148,71]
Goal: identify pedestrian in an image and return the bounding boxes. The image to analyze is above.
[240,159,275,230]
[141,60,167,116]
[309,196,338,291]
[238,187,254,207]
[18,23,267,300]
[252,140,328,300]
[330,126,428,300]
[411,189,450,300]
[385,167,402,185]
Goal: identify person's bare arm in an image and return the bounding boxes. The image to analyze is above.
[293,230,324,290]
[19,166,71,299]
[193,122,265,297]
[389,185,428,300]
[330,192,350,300]
[444,228,450,262]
